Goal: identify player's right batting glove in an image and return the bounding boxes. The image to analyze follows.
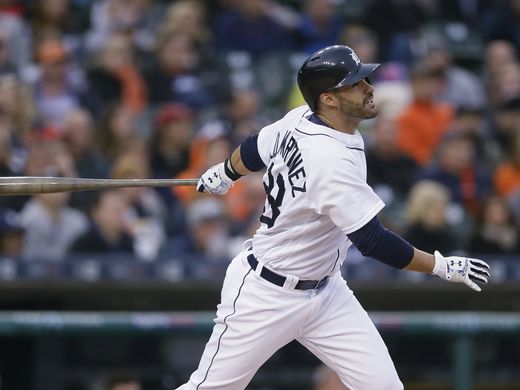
[432,251,491,292]
[197,159,241,195]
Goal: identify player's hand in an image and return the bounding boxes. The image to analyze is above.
[432,251,490,292]
[197,162,234,195]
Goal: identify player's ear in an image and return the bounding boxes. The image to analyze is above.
[318,92,338,109]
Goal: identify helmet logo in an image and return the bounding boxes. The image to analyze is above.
[350,51,361,66]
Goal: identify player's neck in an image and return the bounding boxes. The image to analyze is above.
[316,112,358,134]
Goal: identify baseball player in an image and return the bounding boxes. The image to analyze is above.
[178,45,491,390]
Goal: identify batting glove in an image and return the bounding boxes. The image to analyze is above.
[432,251,491,292]
[197,159,241,195]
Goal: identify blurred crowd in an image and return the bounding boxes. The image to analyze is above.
[0,0,519,265]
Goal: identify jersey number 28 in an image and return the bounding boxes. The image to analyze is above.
[260,163,285,228]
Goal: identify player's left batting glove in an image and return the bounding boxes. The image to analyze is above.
[432,250,491,292]
[197,159,242,195]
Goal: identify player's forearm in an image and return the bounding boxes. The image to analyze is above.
[230,146,252,176]
[404,248,435,273]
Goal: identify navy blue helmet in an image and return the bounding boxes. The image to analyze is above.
[297,45,380,111]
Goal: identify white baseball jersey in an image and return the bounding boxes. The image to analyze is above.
[177,105,403,390]
[252,105,384,280]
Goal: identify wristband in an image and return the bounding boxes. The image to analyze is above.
[224,158,242,181]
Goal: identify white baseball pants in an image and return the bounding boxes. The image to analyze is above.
[177,249,403,390]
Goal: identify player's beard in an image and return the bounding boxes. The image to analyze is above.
[338,94,378,120]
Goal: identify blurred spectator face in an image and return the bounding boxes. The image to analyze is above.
[155,104,194,149]
[158,33,197,74]
[411,72,445,102]
[187,198,230,258]
[92,191,129,234]
[0,75,20,119]
[110,154,150,201]
[110,105,136,141]
[485,40,517,78]
[61,109,94,155]
[37,39,69,82]
[453,109,484,136]
[107,0,147,32]
[206,137,232,167]
[493,62,520,103]
[40,0,69,21]
[305,0,334,25]
[36,191,70,210]
[484,196,512,227]
[425,47,451,71]
[164,0,206,38]
[406,181,450,229]
[238,0,268,18]
[438,136,474,172]
[101,35,134,70]
[341,25,377,63]
[229,90,259,122]
[371,117,398,155]
[0,29,9,66]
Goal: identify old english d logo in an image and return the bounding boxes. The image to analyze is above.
[350,51,360,66]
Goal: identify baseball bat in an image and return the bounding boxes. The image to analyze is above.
[0,177,200,196]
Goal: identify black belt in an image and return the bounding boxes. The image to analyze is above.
[247,253,328,290]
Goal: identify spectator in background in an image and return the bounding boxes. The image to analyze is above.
[340,23,378,64]
[466,195,520,255]
[483,40,518,84]
[0,26,17,76]
[214,0,292,58]
[486,61,520,108]
[168,197,232,261]
[0,75,35,168]
[85,0,157,54]
[363,0,426,64]
[110,152,166,260]
[144,32,215,109]
[199,89,269,147]
[403,180,458,254]
[417,133,492,216]
[70,189,134,254]
[28,38,83,131]
[366,115,418,201]
[396,64,454,166]
[494,128,520,198]
[19,142,88,260]
[492,97,520,151]
[484,0,520,55]
[86,34,147,115]
[104,372,141,390]
[94,102,140,164]
[0,1,31,70]
[61,108,107,180]
[26,0,89,55]
[20,190,88,260]
[0,209,24,257]
[296,0,341,54]
[450,106,497,163]
[150,103,194,180]
[61,108,108,212]
[157,0,213,54]
[422,40,486,109]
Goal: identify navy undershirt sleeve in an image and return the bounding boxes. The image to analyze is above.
[347,216,414,269]
[240,133,266,172]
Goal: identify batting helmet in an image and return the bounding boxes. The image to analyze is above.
[297,45,380,112]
